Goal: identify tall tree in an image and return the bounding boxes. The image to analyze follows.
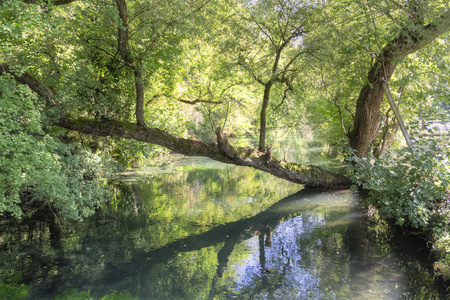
[347,1,450,157]
[115,0,146,125]
[233,0,316,152]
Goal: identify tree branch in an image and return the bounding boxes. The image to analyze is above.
[3,60,350,189]
[237,60,265,85]
[146,94,224,106]
[0,64,57,106]
[22,0,79,5]
[178,98,223,105]
[332,96,348,135]
[249,13,278,49]
[272,86,290,112]
[57,116,351,188]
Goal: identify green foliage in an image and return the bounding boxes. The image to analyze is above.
[54,289,139,300]
[348,131,450,278]
[0,283,29,300]
[109,138,168,167]
[0,76,112,220]
[348,134,450,229]
[433,231,450,277]
[1,0,449,219]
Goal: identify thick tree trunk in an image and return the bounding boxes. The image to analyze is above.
[348,10,450,157]
[348,63,397,157]
[259,82,273,152]
[58,116,352,189]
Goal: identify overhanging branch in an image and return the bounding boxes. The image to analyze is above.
[22,0,79,5]
[0,64,57,106]
[57,116,351,189]
[146,94,223,106]
[2,60,351,189]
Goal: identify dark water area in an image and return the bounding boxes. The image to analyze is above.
[0,153,448,299]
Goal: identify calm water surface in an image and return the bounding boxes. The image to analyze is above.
[0,154,447,299]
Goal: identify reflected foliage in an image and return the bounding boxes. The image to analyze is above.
[0,159,447,299]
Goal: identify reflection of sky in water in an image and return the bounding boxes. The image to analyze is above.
[232,214,326,298]
[232,236,260,287]
[217,192,412,299]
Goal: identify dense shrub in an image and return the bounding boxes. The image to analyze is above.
[348,135,450,228]
[348,133,450,277]
[0,76,113,220]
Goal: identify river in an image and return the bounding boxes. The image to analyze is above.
[0,148,447,299]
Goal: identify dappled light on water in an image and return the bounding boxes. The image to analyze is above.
[209,190,408,299]
[0,156,446,299]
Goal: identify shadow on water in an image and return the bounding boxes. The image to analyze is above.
[100,189,328,282]
[0,154,449,299]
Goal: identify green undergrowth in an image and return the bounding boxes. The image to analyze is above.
[0,76,118,221]
[53,288,139,300]
[348,134,450,279]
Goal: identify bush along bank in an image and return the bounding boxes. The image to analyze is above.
[347,135,450,279]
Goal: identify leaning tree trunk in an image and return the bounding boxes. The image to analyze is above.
[1,61,352,189]
[58,117,352,189]
[348,10,450,158]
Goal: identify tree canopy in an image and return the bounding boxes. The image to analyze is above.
[1,0,449,218]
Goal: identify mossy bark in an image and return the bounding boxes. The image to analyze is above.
[58,116,352,189]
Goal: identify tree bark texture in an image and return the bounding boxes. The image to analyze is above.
[134,64,146,126]
[115,0,146,126]
[23,0,79,5]
[258,82,273,152]
[348,62,397,157]
[116,0,130,63]
[58,116,352,189]
[348,10,450,157]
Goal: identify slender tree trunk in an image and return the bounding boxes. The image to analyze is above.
[134,63,146,126]
[373,119,399,158]
[259,82,273,152]
[116,0,130,63]
[116,0,146,126]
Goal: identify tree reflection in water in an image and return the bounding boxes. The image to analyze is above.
[0,159,447,299]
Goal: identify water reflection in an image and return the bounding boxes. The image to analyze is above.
[0,158,447,299]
